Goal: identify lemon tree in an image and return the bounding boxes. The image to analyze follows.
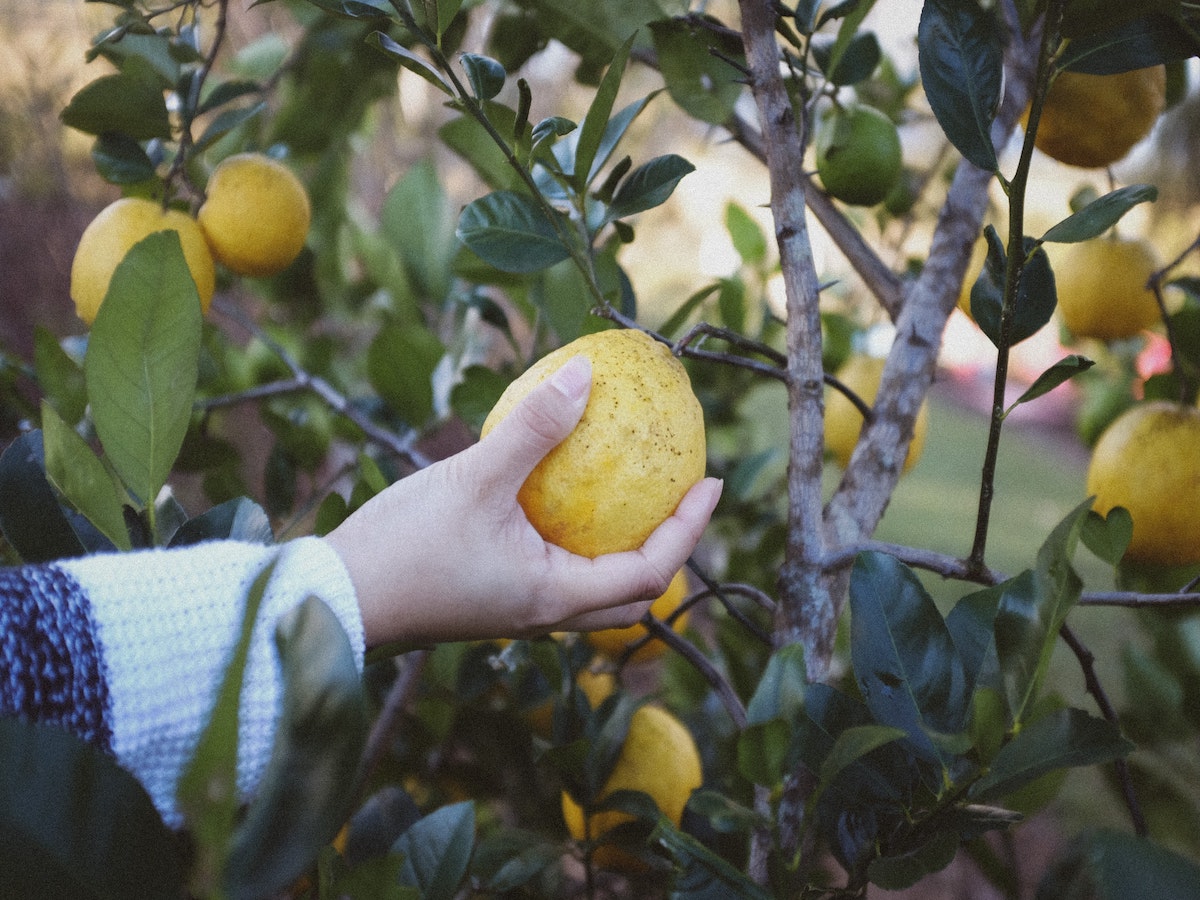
[198,153,312,278]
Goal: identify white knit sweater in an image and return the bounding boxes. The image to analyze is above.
[0,537,364,828]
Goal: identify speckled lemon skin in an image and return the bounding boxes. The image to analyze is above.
[481,329,706,558]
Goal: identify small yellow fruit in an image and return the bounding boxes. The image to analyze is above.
[70,197,215,325]
[481,329,706,558]
[561,704,702,871]
[815,104,903,207]
[825,355,928,472]
[198,152,311,277]
[526,663,615,738]
[585,569,691,662]
[1054,236,1161,341]
[1086,401,1200,567]
[1026,66,1166,169]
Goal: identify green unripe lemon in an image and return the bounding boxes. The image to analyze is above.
[815,104,903,207]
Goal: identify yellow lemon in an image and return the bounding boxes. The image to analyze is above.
[198,152,311,277]
[526,663,616,738]
[1054,236,1161,341]
[825,355,928,472]
[561,704,702,871]
[1026,66,1166,168]
[1086,401,1200,567]
[585,569,691,662]
[70,197,215,325]
[481,329,706,558]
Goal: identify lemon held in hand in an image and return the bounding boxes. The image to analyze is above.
[561,704,702,871]
[1086,401,1200,568]
[198,152,311,277]
[1054,236,1161,342]
[70,197,215,326]
[481,329,706,558]
[1026,66,1166,169]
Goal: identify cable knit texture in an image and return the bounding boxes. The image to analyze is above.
[3,537,363,829]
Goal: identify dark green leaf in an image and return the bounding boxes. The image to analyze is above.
[0,432,86,563]
[393,801,476,900]
[816,724,908,794]
[1081,507,1133,566]
[745,643,807,725]
[474,829,561,892]
[531,115,577,156]
[192,101,267,153]
[685,789,765,835]
[61,72,172,139]
[382,158,457,299]
[574,33,635,190]
[970,227,1058,348]
[604,154,694,224]
[971,708,1133,801]
[0,719,184,900]
[917,0,1003,171]
[649,16,745,125]
[737,720,791,786]
[1038,828,1200,900]
[367,323,445,427]
[196,79,262,116]
[461,53,506,100]
[813,31,882,86]
[583,93,658,187]
[457,191,571,273]
[1060,12,1200,74]
[450,365,512,432]
[33,327,87,425]
[651,818,774,900]
[946,585,1003,695]
[223,597,368,899]
[41,403,131,551]
[92,132,156,185]
[1006,355,1095,413]
[89,30,180,86]
[368,31,453,95]
[170,497,274,547]
[85,231,202,508]
[1041,185,1159,243]
[867,829,960,890]
[849,552,970,762]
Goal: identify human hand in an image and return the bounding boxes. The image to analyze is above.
[323,355,723,648]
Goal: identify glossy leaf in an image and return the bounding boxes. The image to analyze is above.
[970,227,1057,348]
[814,30,882,86]
[649,16,745,125]
[91,132,156,185]
[192,100,267,153]
[169,497,274,547]
[1081,506,1134,566]
[604,154,695,224]
[849,551,970,762]
[1041,184,1158,243]
[917,0,1003,172]
[574,33,635,190]
[868,829,960,891]
[367,322,445,427]
[0,432,86,563]
[60,71,172,139]
[945,584,1003,695]
[746,643,807,725]
[85,231,202,509]
[0,719,184,899]
[970,708,1133,801]
[368,31,453,95]
[816,724,908,795]
[457,191,571,273]
[41,403,131,552]
[223,597,368,899]
[652,819,774,900]
[33,326,87,426]
[394,801,476,900]
[1005,355,1095,414]
[461,53,506,100]
[1060,11,1200,74]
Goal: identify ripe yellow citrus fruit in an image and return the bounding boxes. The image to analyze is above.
[585,569,691,662]
[481,329,706,558]
[1086,401,1200,567]
[197,153,311,277]
[561,704,702,870]
[1054,236,1161,341]
[1026,66,1166,168]
[70,197,215,325]
[815,104,903,207]
[825,355,928,473]
[526,663,615,738]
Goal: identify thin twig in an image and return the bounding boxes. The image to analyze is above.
[356,649,431,802]
[642,616,749,729]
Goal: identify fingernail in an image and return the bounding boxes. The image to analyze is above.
[550,355,591,404]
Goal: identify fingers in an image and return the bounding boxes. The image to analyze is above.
[480,355,592,488]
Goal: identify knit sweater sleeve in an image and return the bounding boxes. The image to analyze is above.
[0,536,364,829]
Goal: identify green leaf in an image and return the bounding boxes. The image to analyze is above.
[649,16,745,125]
[1005,355,1095,414]
[1059,11,1200,74]
[573,33,636,189]
[368,31,453,96]
[849,552,970,762]
[821,0,878,84]
[725,202,768,266]
[0,719,184,899]
[946,585,1003,694]
[367,322,445,427]
[651,817,774,900]
[457,191,571,273]
[1041,185,1159,243]
[393,801,476,900]
[970,708,1133,801]
[1081,506,1133,566]
[970,227,1057,348]
[176,556,279,895]
[604,153,694,223]
[223,597,368,900]
[816,724,908,794]
[382,158,457,299]
[814,30,882,86]
[450,365,512,432]
[84,231,202,509]
[994,501,1089,725]
[474,829,562,892]
[917,0,1003,172]
[737,719,791,787]
[170,497,274,547]
[581,93,658,188]
[91,132,156,185]
[461,53,506,100]
[658,282,721,338]
[867,829,960,891]
[33,326,87,425]
[192,100,267,153]
[1038,828,1200,900]
[0,432,86,563]
[60,71,172,139]
[439,103,522,191]
[41,403,131,551]
[745,643,807,725]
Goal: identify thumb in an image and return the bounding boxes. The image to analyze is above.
[481,354,592,486]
